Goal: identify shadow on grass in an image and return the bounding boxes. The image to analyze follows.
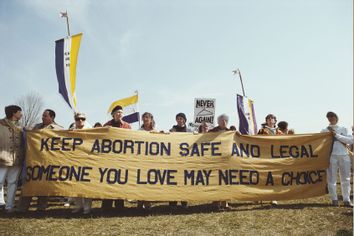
[336,229,352,236]
[252,202,330,210]
[0,201,340,219]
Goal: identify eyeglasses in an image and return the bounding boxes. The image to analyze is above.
[75,118,86,121]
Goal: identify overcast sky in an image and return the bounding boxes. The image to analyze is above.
[0,0,352,133]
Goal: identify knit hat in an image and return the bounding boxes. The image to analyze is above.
[111,105,123,115]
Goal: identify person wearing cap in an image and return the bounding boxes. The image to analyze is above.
[257,114,281,206]
[169,112,191,209]
[104,105,131,129]
[71,112,90,129]
[0,105,24,213]
[18,109,63,212]
[321,111,353,207]
[102,105,131,210]
[70,112,93,214]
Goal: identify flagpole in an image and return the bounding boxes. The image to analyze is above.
[60,10,71,37]
[233,68,246,97]
[66,14,71,37]
[135,90,141,128]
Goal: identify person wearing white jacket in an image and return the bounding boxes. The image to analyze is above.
[321,111,353,207]
[70,112,93,214]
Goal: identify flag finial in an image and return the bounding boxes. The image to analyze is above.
[59,10,71,36]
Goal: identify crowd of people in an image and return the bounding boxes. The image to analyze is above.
[0,104,353,214]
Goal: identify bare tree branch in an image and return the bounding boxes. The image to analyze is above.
[16,92,44,128]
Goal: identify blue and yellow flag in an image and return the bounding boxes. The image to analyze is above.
[237,94,258,135]
[55,33,82,111]
[108,92,139,123]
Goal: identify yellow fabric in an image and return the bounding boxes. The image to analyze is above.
[69,33,82,108]
[107,93,138,113]
[22,128,332,201]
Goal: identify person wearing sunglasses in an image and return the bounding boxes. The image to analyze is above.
[70,112,92,214]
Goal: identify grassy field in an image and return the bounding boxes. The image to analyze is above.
[0,195,352,236]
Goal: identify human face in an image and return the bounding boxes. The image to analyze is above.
[12,110,22,121]
[200,122,209,133]
[176,116,185,127]
[42,111,53,125]
[143,115,152,127]
[113,110,123,121]
[218,118,227,128]
[75,117,85,129]
[327,115,337,125]
[266,117,276,127]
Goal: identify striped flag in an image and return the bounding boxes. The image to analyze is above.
[55,33,82,111]
[237,94,258,135]
[108,93,139,124]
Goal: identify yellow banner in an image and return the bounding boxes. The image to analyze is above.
[22,128,332,201]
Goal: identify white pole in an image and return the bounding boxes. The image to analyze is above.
[135,90,141,128]
[232,68,246,97]
[60,10,71,37]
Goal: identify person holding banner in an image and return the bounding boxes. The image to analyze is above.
[169,112,191,209]
[102,105,131,210]
[104,105,131,129]
[94,122,103,128]
[198,121,209,133]
[0,105,24,213]
[137,112,157,210]
[258,114,282,135]
[209,114,230,133]
[139,112,156,132]
[209,114,231,210]
[170,113,192,133]
[70,112,93,214]
[277,121,295,135]
[321,111,353,207]
[257,114,281,206]
[18,109,63,212]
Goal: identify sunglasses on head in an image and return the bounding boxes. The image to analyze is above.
[75,118,86,121]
